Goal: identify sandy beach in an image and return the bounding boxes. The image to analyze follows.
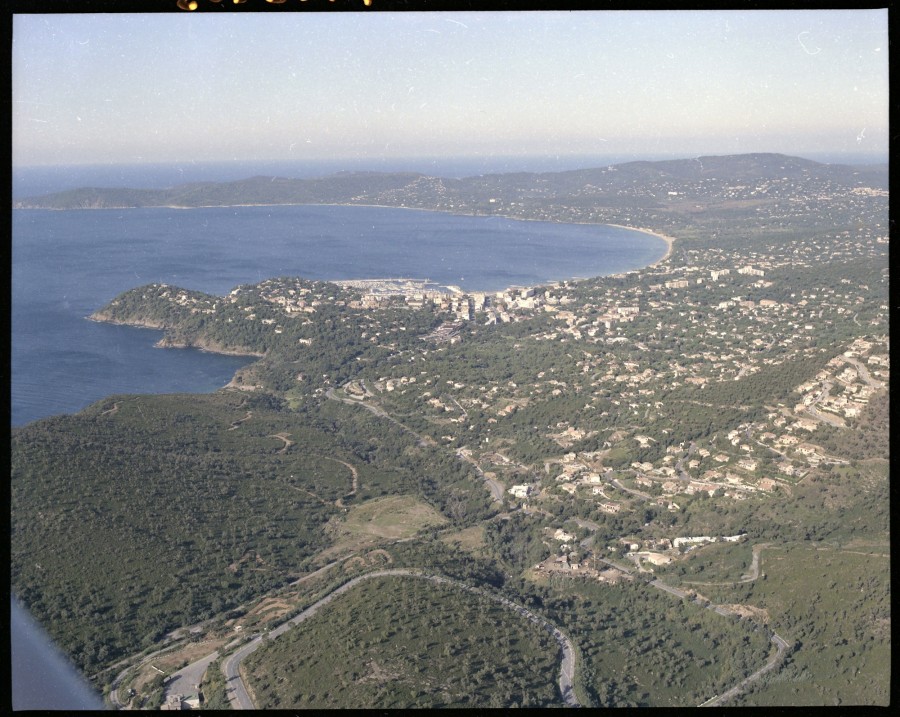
[605,223,675,267]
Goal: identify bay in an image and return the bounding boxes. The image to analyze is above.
[12,204,667,427]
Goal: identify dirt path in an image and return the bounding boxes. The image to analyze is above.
[321,457,359,496]
[741,543,768,581]
[228,411,253,431]
[100,401,121,417]
[268,433,294,454]
[320,456,360,508]
[286,483,330,507]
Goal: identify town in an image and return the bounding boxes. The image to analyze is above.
[113,186,888,585]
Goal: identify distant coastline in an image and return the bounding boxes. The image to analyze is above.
[605,224,674,267]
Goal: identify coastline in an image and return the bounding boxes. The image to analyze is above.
[21,198,674,275]
[88,313,265,358]
[75,206,674,366]
[154,336,265,358]
[605,223,674,267]
[14,203,681,428]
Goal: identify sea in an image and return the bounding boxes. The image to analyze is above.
[12,200,666,429]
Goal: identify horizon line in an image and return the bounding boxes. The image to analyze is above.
[12,150,890,173]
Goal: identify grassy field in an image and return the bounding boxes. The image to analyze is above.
[323,495,449,555]
[659,540,755,584]
[243,574,561,708]
[440,524,487,554]
[703,544,891,705]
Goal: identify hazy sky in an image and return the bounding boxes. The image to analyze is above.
[12,9,889,166]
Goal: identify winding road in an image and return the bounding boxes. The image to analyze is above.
[327,384,504,507]
[596,557,792,706]
[114,549,790,709]
[682,542,770,587]
[325,387,433,447]
[221,568,581,709]
[699,631,791,707]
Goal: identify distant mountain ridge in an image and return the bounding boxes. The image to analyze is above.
[14,153,887,211]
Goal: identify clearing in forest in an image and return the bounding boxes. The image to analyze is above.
[326,495,448,550]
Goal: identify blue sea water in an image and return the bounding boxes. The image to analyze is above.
[12,204,666,427]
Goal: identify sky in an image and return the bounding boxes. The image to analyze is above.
[12,9,889,167]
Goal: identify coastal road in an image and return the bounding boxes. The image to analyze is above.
[222,568,581,709]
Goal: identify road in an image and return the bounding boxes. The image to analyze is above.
[222,633,263,709]
[699,631,791,707]
[457,448,505,505]
[162,650,221,706]
[595,558,793,707]
[108,557,356,709]
[649,578,688,599]
[682,542,770,587]
[448,395,469,419]
[801,403,846,429]
[674,441,697,481]
[107,641,187,709]
[325,387,432,447]
[607,470,651,500]
[115,549,788,710]
[796,381,846,428]
[221,568,581,709]
[327,385,505,507]
[844,356,883,389]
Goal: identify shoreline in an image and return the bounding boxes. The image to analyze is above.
[73,201,675,289]
[20,198,674,273]
[88,313,265,358]
[605,223,674,267]
[77,206,675,365]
